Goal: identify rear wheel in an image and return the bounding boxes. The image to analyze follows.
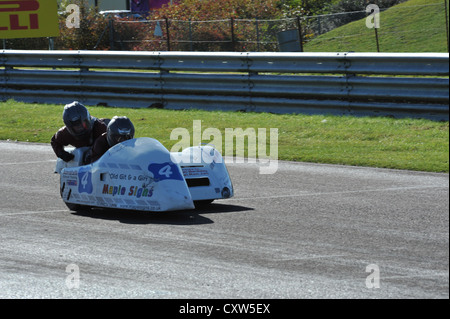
[194,200,214,208]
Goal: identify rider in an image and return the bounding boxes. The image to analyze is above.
[51,101,107,162]
[89,116,135,163]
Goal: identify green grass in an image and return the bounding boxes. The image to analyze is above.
[304,0,449,52]
[1,99,448,173]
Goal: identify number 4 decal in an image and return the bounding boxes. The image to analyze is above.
[158,165,173,178]
[77,167,93,194]
[148,163,183,181]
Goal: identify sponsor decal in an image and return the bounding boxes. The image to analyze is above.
[102,184,154,199]
[0,0,59,39]
[182,167,209,177]
[67,179,77,186]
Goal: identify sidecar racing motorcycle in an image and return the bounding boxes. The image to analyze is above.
[55,137,233,212]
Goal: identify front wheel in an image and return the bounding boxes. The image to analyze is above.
[65,202,90,212]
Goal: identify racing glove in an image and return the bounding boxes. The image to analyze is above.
[60,152,75,162]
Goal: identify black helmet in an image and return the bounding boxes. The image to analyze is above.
[107,116,135,147]
[62,101,93,139]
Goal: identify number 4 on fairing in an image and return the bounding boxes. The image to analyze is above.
[148,163,184,181]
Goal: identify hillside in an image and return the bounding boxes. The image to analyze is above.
[304,0,449,52]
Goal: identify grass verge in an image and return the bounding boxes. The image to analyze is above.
[304,0,449,53]
[0,99,448,173]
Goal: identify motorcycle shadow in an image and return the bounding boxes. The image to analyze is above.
[72,202,253,226]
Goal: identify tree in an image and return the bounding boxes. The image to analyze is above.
[56,0,109,50]
[128,0,284,51]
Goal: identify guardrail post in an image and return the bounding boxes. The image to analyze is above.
[374,28,380,52]
[255,18,260,52]
[296,16,304,52]
[230,17,236,52]
[188,19,193,51]
[445,0,449,53]
[109,19,115,51]
[165,18,171,51]
[48,38,54,50]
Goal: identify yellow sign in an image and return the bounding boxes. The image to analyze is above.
[0,0,59,39]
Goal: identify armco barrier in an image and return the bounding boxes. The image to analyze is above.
[0,50,448,120]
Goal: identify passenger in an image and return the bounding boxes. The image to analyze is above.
[89,116,135,163]
[51,101,107,162]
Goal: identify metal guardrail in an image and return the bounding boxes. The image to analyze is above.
[1,50,449,120]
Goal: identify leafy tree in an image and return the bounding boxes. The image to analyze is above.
[279,0,338,16]
[56,0,109,50]
[154,0,282,20]
[127,0,284,51]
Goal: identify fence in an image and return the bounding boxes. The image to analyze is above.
[108,2,449,52]
[1,50,448,120]
[1,2,448,52]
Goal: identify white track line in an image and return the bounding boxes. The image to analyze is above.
[0,160,56,166]
[224,185,449,201]
[0,210,67,217]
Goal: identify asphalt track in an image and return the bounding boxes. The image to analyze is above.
[0,141,448,299]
